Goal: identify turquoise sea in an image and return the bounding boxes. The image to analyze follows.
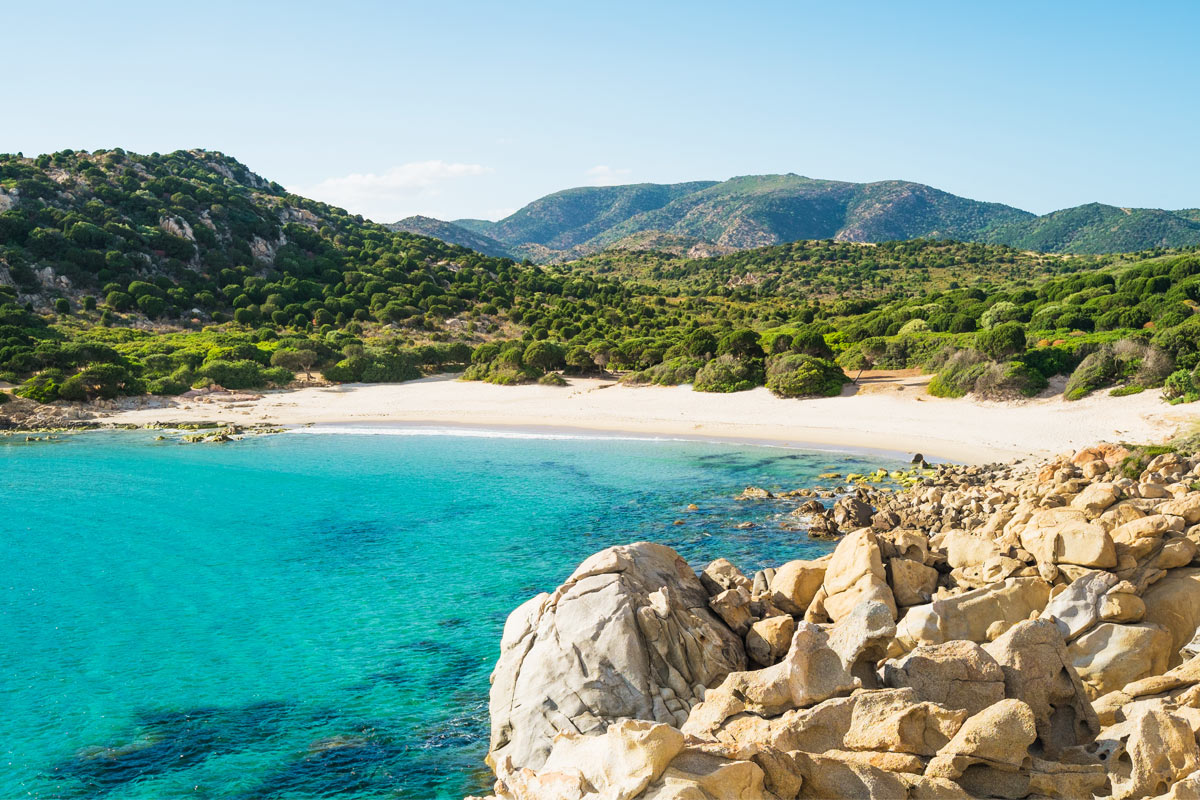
[1,428,905,799]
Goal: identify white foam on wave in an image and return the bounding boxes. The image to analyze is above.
[282,424,904,459]
[286,424,689,443]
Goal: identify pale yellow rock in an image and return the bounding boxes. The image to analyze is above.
[1071,482,1120,517]
[882,640,1006,716]
[983,619,1099,756]
[1020,508,1117,568]
[1100,591,1146,623]
[927,698,1037,774]
[1161,492,1200,525]
[533,719,685,800]
[888,557,939,607]
[708,586,753,637]
[1142,568,1200,663]
[1113,514,1174,544]
[821,529,897,622]
[893,577,1051,651]
[746,615,795,667]
[768,560,825,616]
[641,748,777,800]
[1068,622,1173,698]
[1095,701,1200,800]
[939,530,1003,569]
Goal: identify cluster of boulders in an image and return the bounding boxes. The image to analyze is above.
[0,394,95,431]
[474,442,1200,799]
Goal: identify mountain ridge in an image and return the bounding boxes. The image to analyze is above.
[386,174,1200,261]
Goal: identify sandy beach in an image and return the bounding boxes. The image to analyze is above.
[101,372,1198,464]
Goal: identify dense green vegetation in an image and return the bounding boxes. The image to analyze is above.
[2,148,1199,410]
[423,175,1200,262]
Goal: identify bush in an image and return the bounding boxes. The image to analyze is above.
[622,356,704,386]
[765,354,848,398]
[1163,369,1200,404]
[693,355,762,393]
[195,359,271,389]
[15,370,65,403]
[1064,348,1120,401]
[146,377,190,396]
[971,361,1048,400]
[928,350,989,398]
[537,372,568,386]
[975,323,1027,360]
[58,364,142,401]
[1063,340,1171,400]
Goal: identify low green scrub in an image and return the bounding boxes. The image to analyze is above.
[765,354,848,398]
[1063,340,1173,400]
[622,356,703,386]
[1163,368,1200,404]
[537,372,568,386]
[1109,384,1146,397]
[928,350,989,398]
[16,370,65,403]
[692,355,762,393]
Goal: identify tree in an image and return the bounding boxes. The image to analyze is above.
[976,322,1027,361]
[523,340,566,372]
[54,298,70,314]
[685,329,718,359]
[271,348,319,378]
[716,329,764,360]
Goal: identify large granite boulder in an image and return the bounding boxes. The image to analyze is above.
[983,618,1099,757]
[487,542,746,778]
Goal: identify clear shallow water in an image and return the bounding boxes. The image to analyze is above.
[1,429,905,799]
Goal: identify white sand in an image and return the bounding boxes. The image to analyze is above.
[102,374,1199,464]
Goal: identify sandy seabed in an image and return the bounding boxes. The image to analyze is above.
[100,372,1200,464]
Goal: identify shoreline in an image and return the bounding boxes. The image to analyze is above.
[96,374,1198,464]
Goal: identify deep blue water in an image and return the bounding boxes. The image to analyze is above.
[0,428,905,799]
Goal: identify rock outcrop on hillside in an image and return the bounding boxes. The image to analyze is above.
[474,444,1200,799]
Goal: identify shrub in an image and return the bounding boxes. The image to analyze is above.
[537,372,568,386]
[928,350,989,398]
[971,361,1048,400]
[765,354,848,398]
[16,370,65,403]
[1163,369,1200,404]
[716,329,764,360]
[622,356,704,386]
[58,364,142,401]
[975,323,1027,360]
[980,301,1022,329]
[693,354,762,393]
[146,377,190,396]
[1064,348,1120,400]
[195,359,270,389]
[54,298,70,314]
[789,326,833,359]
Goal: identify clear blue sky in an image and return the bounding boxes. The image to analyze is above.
[7,1,1198,222]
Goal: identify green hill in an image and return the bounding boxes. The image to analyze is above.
[387,215,514,259]
[423,175,1200,261]
[983,202,1200,253]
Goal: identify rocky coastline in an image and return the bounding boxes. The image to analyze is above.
[473,439,1200,799]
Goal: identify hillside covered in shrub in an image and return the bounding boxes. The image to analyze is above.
[2,148,1199,408]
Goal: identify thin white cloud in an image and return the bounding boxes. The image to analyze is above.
[290,161,493,222]
[585,165,633,186]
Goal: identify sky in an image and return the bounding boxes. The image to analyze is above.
[6,1,1198,223]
